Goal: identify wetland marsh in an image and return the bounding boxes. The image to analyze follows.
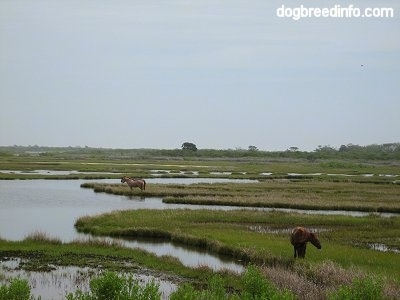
[1,149,399,299]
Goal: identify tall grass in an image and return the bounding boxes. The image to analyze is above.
[24,231,62,245]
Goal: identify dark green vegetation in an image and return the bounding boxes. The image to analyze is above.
[0,278,37,300]
[1,145,400,299]
[1,143,400,160]
[66,271,162,300]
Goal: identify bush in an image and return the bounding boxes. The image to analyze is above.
[66,271,161,300]
[0,278,37,300]
[328,277,383,300]
[170,275,227,300]
[169,283,198,300]
[241,265,294,300]
[170,265,294,300]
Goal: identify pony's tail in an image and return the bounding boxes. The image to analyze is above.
[143,180,146,191]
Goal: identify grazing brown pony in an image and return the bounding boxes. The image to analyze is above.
[290,227,321,258]
[121,176,146,191]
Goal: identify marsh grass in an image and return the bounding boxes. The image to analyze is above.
[74,209,400,281]
[1,153,399,181]
[82,179,400,213]
[2,155,400,298]
[262,261,400,299]
[24,231,62,245]
[70,237,124,248]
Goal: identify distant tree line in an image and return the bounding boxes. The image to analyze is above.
[313,143,400,160]
[1,143,399,161]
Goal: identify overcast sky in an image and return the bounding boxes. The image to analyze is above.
[1,0,399,151]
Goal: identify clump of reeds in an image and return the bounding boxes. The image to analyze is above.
[262,264,323,299]
[261,260,400,300]
[24,231,62,245]
[71,237,124,248]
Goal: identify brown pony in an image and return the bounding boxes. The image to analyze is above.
[121,176,146,191]
[290,227,321,258]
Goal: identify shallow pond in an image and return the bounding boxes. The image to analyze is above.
[0,169,122,176]
[0,179,247,299]
[368,243,400,254]
[0,258,177,300]
[0,179,248,272]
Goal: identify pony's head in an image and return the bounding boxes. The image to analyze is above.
[309,232,322,249]
[121,177,127,183]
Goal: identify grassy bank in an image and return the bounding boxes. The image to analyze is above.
[74,209,400,280]
[0,235,221,286]
[81,180,400,213]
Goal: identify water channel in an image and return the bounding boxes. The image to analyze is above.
[1,178,396,250]
[1,178,252,299]
[1,179,259,272]
[1,178,398,298]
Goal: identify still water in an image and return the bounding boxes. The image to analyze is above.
[0,179,251,272]
[0,258,177,300]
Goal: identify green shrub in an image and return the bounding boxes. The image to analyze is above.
[90,272,123,300]
[241,265,294,300]
[0,278,37,300]
[328,277,383,300]
[170,265,294,300]
[170,275,228,300]
[66,271,161,300]
[169,283,198,300]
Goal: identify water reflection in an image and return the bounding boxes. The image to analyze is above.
[0,258,177,300]
[120,237,244,273]
[0,169,121,176]
[368,243,400,254]
[0,179,248,273]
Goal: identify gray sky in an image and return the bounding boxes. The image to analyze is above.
[1,0,399,151]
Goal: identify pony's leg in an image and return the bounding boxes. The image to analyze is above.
[294,246,297,258]
[300,244,307,258]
